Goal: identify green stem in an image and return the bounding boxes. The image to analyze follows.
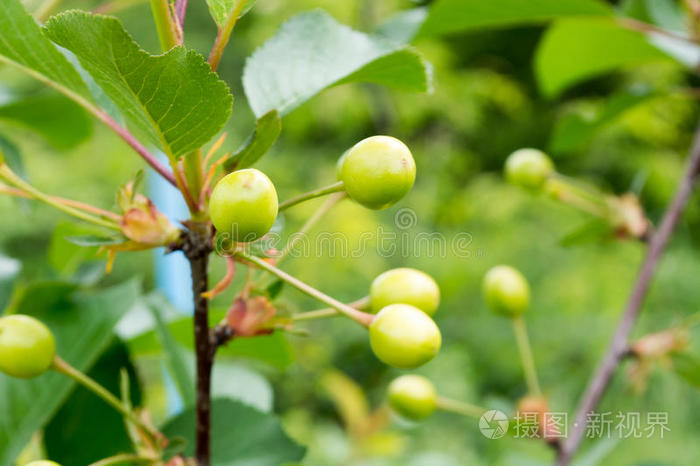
[278,191,346,264]
[236,251,374,327]
[149,0,180,51]
[184,149,204,212]
[88,454,155,466]
[435,396,487,418]
[51,357,159,441]
[512,315,542,397]
[208,0,247,71]
[0,165,121,230]
[292,296,370,321]
[279,181,345,211]
[548,173,609,217]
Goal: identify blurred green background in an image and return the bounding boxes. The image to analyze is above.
[1,0,700,465]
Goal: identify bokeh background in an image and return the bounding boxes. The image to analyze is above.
[1,0,700,465]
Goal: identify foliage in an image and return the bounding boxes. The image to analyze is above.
[0,0,699,465]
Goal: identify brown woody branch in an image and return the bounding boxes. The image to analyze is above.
[557,122,700,465]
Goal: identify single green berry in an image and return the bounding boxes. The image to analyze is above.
[0,315,56,378]
[482,265,530,317]
[339,135,416,210]
[210,168,278,242]
[388,374,437,420]
[369,304,441,369]
[26,461,61,466]
[370,268,440,316]
[504,148,554,191]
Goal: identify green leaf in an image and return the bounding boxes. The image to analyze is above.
[49,223,110,277]
[224,110,281,172]
[671,352,700,388]
[44,340,142,465]
[162,398,305,465]
[128,309,293,369]
[206,0,256,28]
[0,92,92,150]
[145,294,196,408]
[549,89,655,153]
[0,0,90,99]
[0,279,140,465]
[417,0,611,37]
[44,11,233,159]
[535,18,670,97]
[242,10,432,117]
[374,8,428,44]
[64,234,126,247]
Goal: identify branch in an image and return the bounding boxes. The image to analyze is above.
[175,0,188,28]
[182,228,214,466]
[149,0,180,50]
[208,0,247,71]
[557,122,700,465]
[0,56,177,187]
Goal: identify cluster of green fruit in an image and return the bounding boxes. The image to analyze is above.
[387,264,531,420]
[210,135,443,369]
[209,135,416,241]
[368,267,441,368]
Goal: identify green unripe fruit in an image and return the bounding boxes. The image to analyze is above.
[339,135,416,210]
[210,168,278,242]
[388,374,437,420]
[26,461,62,466]
[369,304,441,369]
[483,265,530,317]
[505,148,554,191]
[370,268,440,316]
[0,315,55,378]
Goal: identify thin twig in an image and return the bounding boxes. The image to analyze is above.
[236,251,375,327]
[0,183,122,220]
[202,255,236,299]
[618,17,695,43]
[0,166,121,230]
[557,122,700,465]
[175,0,188,28]
[208,0,247,71]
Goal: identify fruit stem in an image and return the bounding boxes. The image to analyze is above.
[279,181,345,211]
[51,356,160,442]
[512,315,542,397]
[291,296,370,321]
[236,251,374,327]
[278,191,347,264]
[0,165,121,230]
[548,173,609,218]
[435,396,487,419]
